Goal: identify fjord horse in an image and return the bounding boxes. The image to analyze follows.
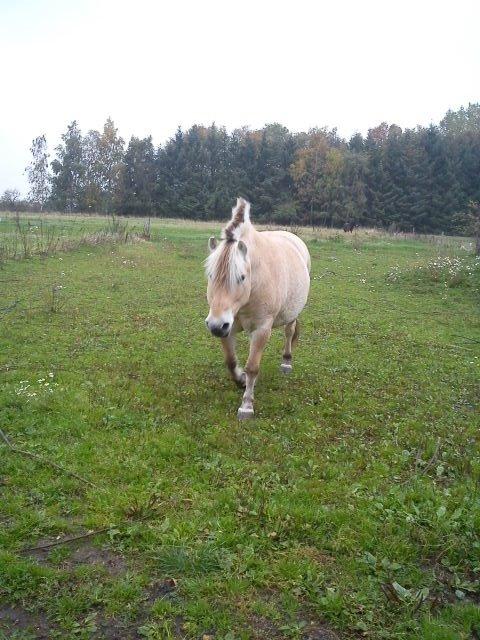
[205,198,310,419]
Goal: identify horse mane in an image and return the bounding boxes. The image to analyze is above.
[223,197,251,242]
[205,198,250,289]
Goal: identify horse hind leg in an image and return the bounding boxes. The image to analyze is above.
[280,319,298,374]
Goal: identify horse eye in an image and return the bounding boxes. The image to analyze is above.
[241,274,246,281]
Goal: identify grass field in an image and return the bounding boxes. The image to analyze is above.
[0,213,479,640]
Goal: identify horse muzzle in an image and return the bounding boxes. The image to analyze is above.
[205,319,231,338]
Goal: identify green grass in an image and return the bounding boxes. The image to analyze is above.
[0,215,479,639]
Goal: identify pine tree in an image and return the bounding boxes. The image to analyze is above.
[423,126,462,232]
[382,125,411,229]
[343,150,367,223]
[82,129,103,212]
[119,136,156,215]
[43,106,480,231]
[50,121,85,212]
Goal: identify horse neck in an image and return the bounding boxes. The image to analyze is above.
[241,225,263,274]
[238,222,256,244]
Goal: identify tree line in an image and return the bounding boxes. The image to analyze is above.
[2,103,480,234]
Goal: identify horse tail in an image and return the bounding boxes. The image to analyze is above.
[292,319,300,346]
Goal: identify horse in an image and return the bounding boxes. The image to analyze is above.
[343,221,357,233]
[205,198,311,419]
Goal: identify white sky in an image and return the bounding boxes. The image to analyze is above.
[1,0,479,195]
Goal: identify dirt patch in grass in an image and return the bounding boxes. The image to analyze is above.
[297,546,336,566]
[91,588,183,640]
[248,614,341,640]
[90,578,182,639]
[0,605,52,639]
[145,577,178,603]
[248,614,282,639]
[26,539,127,576]
[91,615,145,640]
[423,560,480,607]
[300,623,341,640]
[67,544,127,576]
[246,594,342,640]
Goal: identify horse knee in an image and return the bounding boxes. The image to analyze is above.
[245,365,259,377]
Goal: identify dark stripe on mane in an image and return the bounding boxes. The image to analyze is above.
[224,199,246,241]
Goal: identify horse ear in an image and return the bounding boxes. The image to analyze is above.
[208,236,217,253]
[237,240,247,257]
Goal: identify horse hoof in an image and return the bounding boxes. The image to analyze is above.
[280,363,292,374]
[237,408,254,420]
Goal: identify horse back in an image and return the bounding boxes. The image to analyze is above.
[260,230,311,273]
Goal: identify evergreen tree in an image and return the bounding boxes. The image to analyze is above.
[119,136,156,215]
[41,105,480,233]
[364,124,389,226]
[82,129,103,211]
[343,150,368,223]
[423,125,462,232]
[50,121,85,212]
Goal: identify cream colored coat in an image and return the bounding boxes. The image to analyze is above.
[234,226,310,333]
[205,198,310,419]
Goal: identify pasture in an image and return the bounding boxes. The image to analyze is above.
[0,213,479,640]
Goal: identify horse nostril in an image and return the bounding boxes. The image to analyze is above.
[222,322,230,331]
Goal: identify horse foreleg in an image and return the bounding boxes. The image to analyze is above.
[238,326,271,420]
[281,319,297,374]
[221,334,245,388]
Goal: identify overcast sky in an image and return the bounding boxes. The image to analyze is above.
[1,0,479,195]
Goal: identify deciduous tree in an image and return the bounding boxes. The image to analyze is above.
[25,135,50,210]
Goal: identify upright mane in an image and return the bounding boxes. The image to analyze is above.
[205,197,251,289]
[223,197,250,241]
